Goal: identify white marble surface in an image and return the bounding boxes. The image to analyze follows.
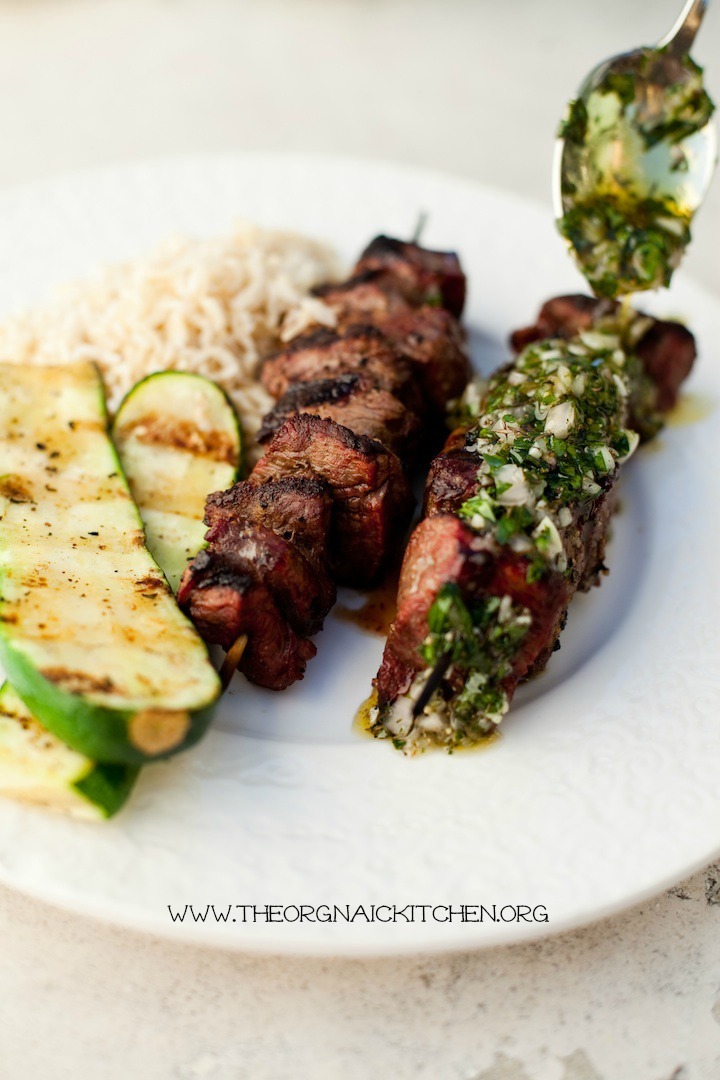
[0,1,719,1077]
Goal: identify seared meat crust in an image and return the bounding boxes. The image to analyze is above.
[176,561,317,690]
[201,518,335,636]
[423,432,480,519]
[354,235,466,317]
[251,414,414,586]
[258,372,421,461]
[372,307,471,413]
[261,325,416,404]
[205,476,332,566]
[313,269,414,325]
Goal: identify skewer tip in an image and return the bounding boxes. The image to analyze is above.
[219,634,249,691]
[412,210,429,244]
[411,650,452,719]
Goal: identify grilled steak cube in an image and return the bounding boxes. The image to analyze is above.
[250,414,414,586]
[423,430,618,595]
[305,288,470,416]
[261,325,417,407]
[313,269,414,325]
[257,372,422,462]
[509,294,612,351]
[355,235,466,317]
[511,294,695,418]
[205,476,332,569]
[378,307,471,414]
[375,514,571,708]
[377,482,622,712]
[199,518,335,637]
[177,560,315,691]
[635,320,696,414]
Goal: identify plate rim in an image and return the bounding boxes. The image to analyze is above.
[0,150,718,956]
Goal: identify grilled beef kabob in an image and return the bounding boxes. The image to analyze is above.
[373,295,695,751]
[177,236,471,690]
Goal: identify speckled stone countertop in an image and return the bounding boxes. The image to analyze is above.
[2,867,719,1079]
[0,2,718,1077]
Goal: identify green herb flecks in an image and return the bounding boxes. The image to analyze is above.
[377,585,532,751]
[455,327,646,583]
[558,48,715,298]
[635,55,714,149]
[559,96,589,146]
[559,193,691,298]
[375,311,660,753]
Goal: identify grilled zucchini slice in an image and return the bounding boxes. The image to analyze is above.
[0,683,137,820]
[112,372,241,592]
[0,362,221,765]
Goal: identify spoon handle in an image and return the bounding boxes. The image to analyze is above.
[658,0,711,55]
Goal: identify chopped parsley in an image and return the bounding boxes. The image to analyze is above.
[559,193,691,298]
[558,48,715,297]
[455,325,647,580]
[380,585,531,750]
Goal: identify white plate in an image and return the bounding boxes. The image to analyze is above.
[0,154,718,955]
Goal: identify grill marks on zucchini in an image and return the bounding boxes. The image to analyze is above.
[127,413,238,464]
[0,683,137,820]
[0,362,221,765]
[112,372,242,593]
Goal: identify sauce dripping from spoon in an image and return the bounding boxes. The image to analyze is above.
[555,1,716,299]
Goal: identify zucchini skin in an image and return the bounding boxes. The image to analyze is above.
[0,640,217,766]
[74,763,138,819]
[0,362,221,765]
[0,683,138,820]
[112,371,242,593]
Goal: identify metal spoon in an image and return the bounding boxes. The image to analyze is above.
[553,0,717,296]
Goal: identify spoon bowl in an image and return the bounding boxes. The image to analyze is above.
[554,47,718,222]
[553,0,717,297]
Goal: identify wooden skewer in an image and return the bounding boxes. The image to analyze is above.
[219,634,249,691]
[411,650,452,720]
[412,210,429,244]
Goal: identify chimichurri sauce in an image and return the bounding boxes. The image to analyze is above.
[558,49,714,298]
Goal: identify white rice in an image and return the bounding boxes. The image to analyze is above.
[0,221,340,460]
